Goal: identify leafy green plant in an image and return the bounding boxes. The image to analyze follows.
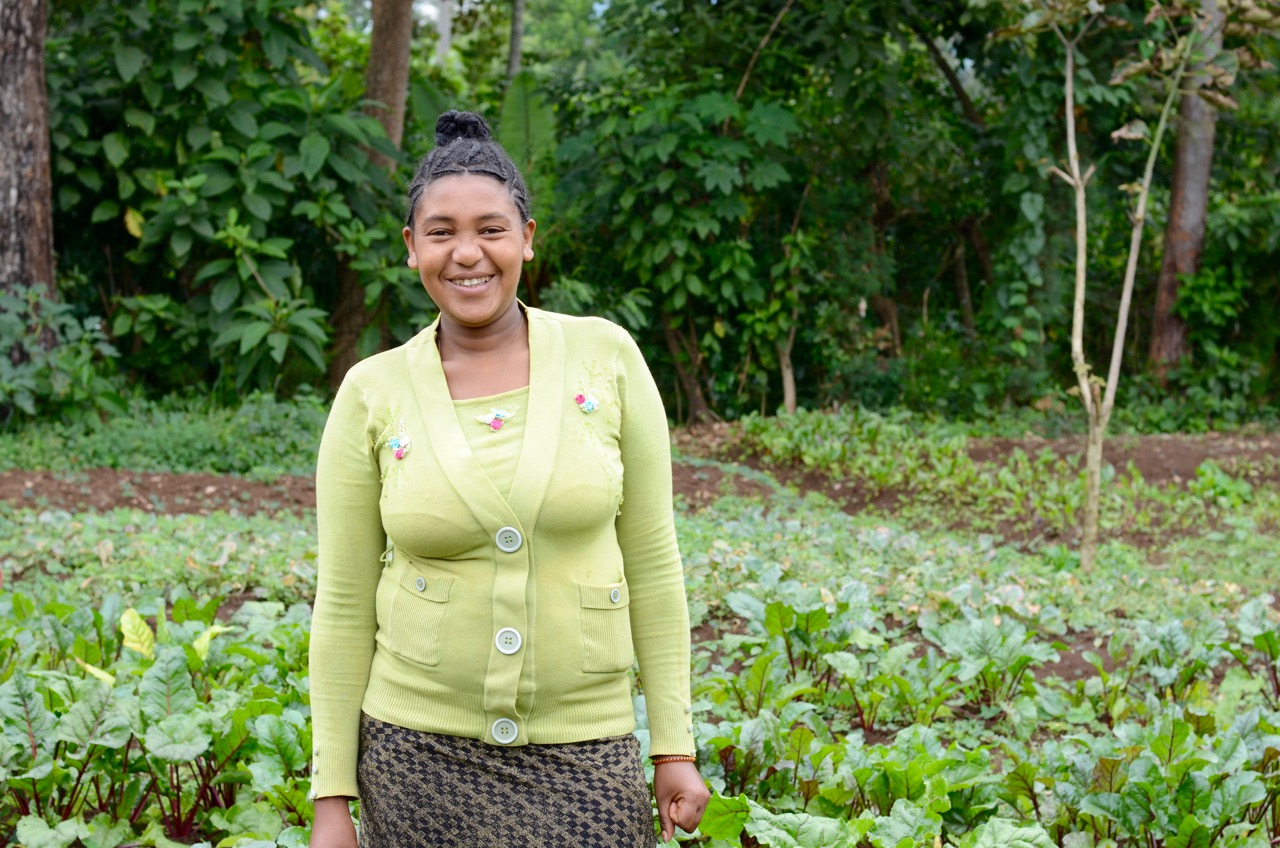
[0,286,124,426]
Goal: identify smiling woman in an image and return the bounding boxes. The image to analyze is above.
[307,111,709,848]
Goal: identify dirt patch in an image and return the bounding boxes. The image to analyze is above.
[1,429,1274,526]
[0,469,315,516]
[967,431,1280,486]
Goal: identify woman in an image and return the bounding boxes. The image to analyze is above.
[308,111,709,847]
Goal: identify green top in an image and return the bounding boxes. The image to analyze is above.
[453,386,528,498]
[309,308,694,800]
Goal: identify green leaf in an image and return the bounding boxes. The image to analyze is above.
[144,711,210,761]
[1019,192,1044,223]
[113,45,146,83]
[81,814,132,848]
[744,101,800,147]
[124,107,155,137]
[194,77,231,107]
[237,321,273,355]
[15,816,84,848]
[55,678,133,750]
[961,818,1056,848]
[91,201,120,224]
[499,71,556,173]
[121,608,155,658]
[699,794,750,839]
[211,277,241,313]
[410,77,450,135]
[226,104,260,138]
[170,229,193,258]
[299,133,331,181]
[869,799,940,848]
[744,799,870,848]
[187,123,214,151]
[243,192,272,221]
[172,64,198,91]
[139,647,198,723]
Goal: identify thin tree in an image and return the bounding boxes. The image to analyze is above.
[508,0,526,79]
[1036,1,1199,568]
[1150,0,1227,379]
[0,0,56,299]
[327,0,416,388]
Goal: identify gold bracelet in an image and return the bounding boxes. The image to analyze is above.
[650,755,696,765]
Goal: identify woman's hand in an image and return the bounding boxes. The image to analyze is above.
[653,760,710,842]
[309,797,357,848]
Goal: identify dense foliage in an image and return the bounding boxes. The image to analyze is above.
[6,0,1277,426]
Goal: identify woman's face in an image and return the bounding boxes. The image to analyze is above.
[402,173,535,331]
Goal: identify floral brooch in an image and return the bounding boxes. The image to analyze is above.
[389,419,411,459]
[477,409,513,431]
[574,391,599,414]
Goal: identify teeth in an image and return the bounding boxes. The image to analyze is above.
[453,275,493,288]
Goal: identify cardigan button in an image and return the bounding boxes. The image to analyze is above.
[609,588,621,603]
[495,627,522,655]
[492,718,519,744]
[415,576,426,592]
[495,526,523,553]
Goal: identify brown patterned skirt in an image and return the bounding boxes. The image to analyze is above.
[356,713,654,848]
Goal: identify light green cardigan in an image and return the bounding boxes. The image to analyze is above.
[308,307,694,800]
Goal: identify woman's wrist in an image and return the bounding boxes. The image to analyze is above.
[650,754,697,766]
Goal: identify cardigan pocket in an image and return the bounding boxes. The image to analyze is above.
[387,569,455,667]
[578,581,634,673]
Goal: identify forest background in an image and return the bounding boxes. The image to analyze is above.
[3,0,1279,431]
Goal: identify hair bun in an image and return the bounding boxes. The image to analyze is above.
[435,111,492,148]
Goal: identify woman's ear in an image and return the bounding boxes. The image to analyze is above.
[523,218,536,262]
[402,226,418,268]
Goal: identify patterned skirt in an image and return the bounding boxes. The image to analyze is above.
[356,713,655,848]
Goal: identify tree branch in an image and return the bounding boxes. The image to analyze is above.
[907,18,984,127]
[720,0,797,132]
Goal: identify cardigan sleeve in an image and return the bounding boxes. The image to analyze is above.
[612,330,695,756]
[309,373,387,799]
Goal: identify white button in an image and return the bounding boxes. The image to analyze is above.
[492,718,519,744]
[495,627,523,655]
[415,576,426,592]
[495,526,523,553]
[609,588,621,603]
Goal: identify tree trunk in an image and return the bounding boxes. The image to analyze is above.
[662,318,714,423]
[436,0,453,61]
[778,320,798,414]
[327,0,414,389]
[1149,0,1225,379]
[507,0,526,79]
[363,0,415,160]
[1080,412,1105,567]
[0,0,55,298]
[953,241,976,336]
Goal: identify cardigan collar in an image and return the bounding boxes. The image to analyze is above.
[405,306,565,535]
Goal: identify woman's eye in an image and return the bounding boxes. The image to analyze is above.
[427,229,450,237]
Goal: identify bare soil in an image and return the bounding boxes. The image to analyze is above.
[0,428,1274,519]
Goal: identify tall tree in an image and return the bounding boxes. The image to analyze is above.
[1149,0,1226,378]
[327,0,416,387]
[507,0,526,78]
[0,0,55,298]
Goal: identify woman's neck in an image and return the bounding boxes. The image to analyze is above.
[436,303,526,361]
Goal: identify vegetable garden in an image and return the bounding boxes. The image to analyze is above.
[2,404,1278,847]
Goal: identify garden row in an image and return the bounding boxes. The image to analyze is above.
[3,478,1279,846]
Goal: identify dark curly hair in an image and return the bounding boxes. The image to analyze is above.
[404,111,531,229]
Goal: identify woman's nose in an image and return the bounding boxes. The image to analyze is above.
[452,237,482,265]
